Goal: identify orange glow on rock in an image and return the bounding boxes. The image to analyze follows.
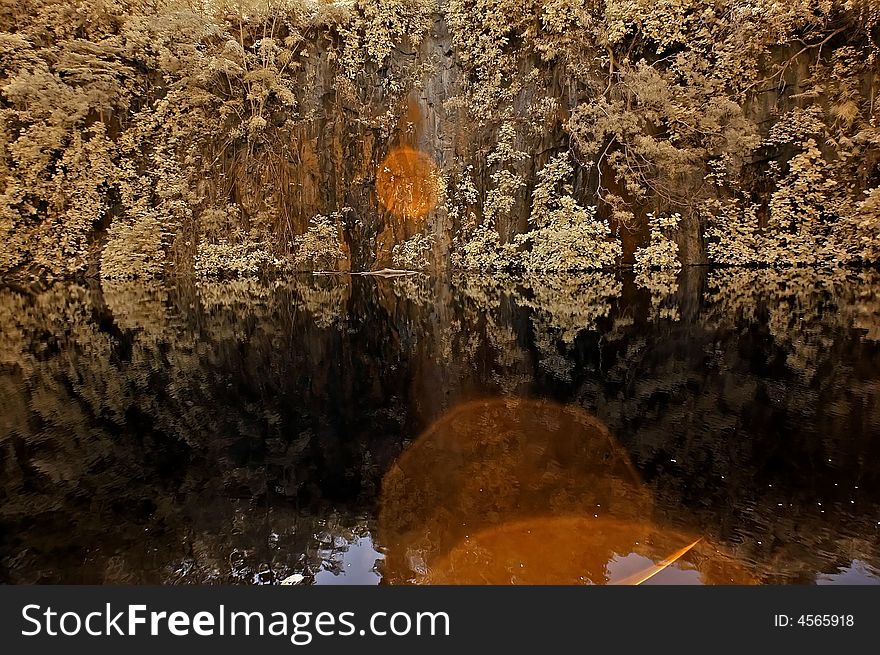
[376,147,440,220]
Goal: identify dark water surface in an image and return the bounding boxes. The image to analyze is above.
[1,269,879,584]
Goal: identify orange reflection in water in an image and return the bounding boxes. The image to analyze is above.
[379,397,754,585]
[422,517,753,585]
[376,147,440,220]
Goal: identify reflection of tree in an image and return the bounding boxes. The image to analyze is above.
[452,272,517,312]
[389,274,433,307]
[292,275,351,329]
[838,270,880,342]
[196,278,278,310]
[449,273,532,394]
[0,278,381,583]
[583,268,880,583]
[635,268,680,322]
[706,268,880,379]
[102,279,175,343]
[522,274,621,341]
[519,273,621,381]
[1,269,880,585]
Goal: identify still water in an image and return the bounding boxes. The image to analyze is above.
[1,268,879,584]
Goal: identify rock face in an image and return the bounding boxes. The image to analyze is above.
[205,12,599,271]
[254,14,500,270]
[230,13,840,270]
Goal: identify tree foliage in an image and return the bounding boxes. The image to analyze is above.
[0,0,878,278]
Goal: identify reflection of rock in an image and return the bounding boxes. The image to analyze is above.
[421,516,755,585]
[379,397,653,583]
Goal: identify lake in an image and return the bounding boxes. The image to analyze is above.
[1,268,879,584]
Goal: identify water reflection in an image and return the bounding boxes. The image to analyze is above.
[816,560,880,585]
[421,517,753,585]
[380,398,750,584]
[1,270,879,584]
[312,534,384,586]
